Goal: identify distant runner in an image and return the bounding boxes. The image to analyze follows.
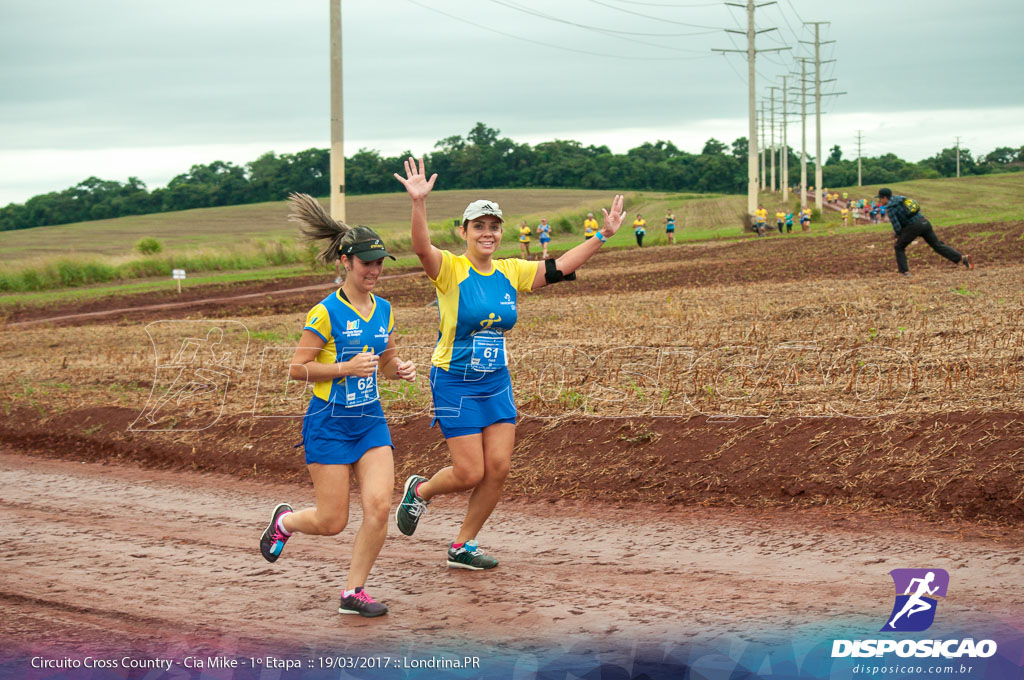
[634,214,646,247]
[536,218,552,259]
[754,205,768,236]
[800,207,812,231]
[519,220,532,259]
[876,188,973,276]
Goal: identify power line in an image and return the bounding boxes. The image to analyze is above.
[723,27,775,80]
[586,0,721,29]
[601,0,721,6]
[488,0,718,40]
[404,0,714,61]
[771,1,801,43]
[784,0,805,29]
[718,52,748,83]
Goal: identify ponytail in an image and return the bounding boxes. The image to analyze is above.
[288,192,351,264]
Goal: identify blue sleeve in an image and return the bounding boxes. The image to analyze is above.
[887,198,904,233]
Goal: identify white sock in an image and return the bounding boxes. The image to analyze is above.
[343,587,360,598]
[276,513,292,536]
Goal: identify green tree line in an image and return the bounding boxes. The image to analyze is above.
[820,143,1024,187]
[2,123,1021,230]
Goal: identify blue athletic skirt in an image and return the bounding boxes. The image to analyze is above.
[429,365,517,439]
[300,396,393,465]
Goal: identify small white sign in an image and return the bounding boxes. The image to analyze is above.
[172,269,186,280]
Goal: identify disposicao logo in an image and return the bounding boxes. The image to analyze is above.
[831,568,997,659]
[882,568,947,632]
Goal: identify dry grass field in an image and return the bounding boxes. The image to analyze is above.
[0,189,622,263]
[2,218,1021,523]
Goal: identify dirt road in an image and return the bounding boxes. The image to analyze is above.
[2,449,1021,662]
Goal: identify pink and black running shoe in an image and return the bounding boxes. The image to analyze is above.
[260,503,293,563]
[339,587,388,617]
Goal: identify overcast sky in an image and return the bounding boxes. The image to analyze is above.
[1,0,1021,205]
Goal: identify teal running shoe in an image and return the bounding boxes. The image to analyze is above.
[260,503,293,563]
[395,475,429,536]
[447,540,499,570]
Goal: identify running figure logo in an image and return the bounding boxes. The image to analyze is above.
[480,313,502,329]
[881,568,949,632]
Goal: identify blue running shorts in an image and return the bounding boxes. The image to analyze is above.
[300,396,393,465]
[429,365,517,439]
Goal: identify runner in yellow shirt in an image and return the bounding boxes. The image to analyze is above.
[518,220,531,259]
[841,207,850,227]
[754,206,768,236]
[583,213,599,240]
[633,214,647,247]
[775,210,786,234]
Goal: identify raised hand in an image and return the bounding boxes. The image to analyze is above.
[394,157,437,202]
[600,194,627,236]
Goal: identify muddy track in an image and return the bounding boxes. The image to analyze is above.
[2,406,1022,523]
[2,449,1022,658]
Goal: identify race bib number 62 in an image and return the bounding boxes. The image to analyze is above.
[345,370,379,406]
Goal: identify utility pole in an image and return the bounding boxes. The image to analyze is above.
[856,130,863,186]
[713,0,789,217]
[793,57,809,209]
[329,0,346,222]
[801,22,834,212]
[781,75,789,201]
[768,85,779,193]
[955,136,961,178]
[759,99,766,191]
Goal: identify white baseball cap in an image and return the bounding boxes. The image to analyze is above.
[463,199,503,223]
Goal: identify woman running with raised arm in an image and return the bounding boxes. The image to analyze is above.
[258,193,416,617]
[393,157,625,569]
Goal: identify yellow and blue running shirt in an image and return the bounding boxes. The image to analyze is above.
[303,290,394,406]
[429,250,539,374]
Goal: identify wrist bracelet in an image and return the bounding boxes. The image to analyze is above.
[595,231,607,243]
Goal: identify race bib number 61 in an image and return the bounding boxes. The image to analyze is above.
[470,331,507,372]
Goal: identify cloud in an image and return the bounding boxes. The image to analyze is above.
[1,0,1022,204]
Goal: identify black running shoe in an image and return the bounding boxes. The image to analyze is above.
[260,503,293,563]
[339,587,388,617]
[447,540,499,570]
[395,475,429,536]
